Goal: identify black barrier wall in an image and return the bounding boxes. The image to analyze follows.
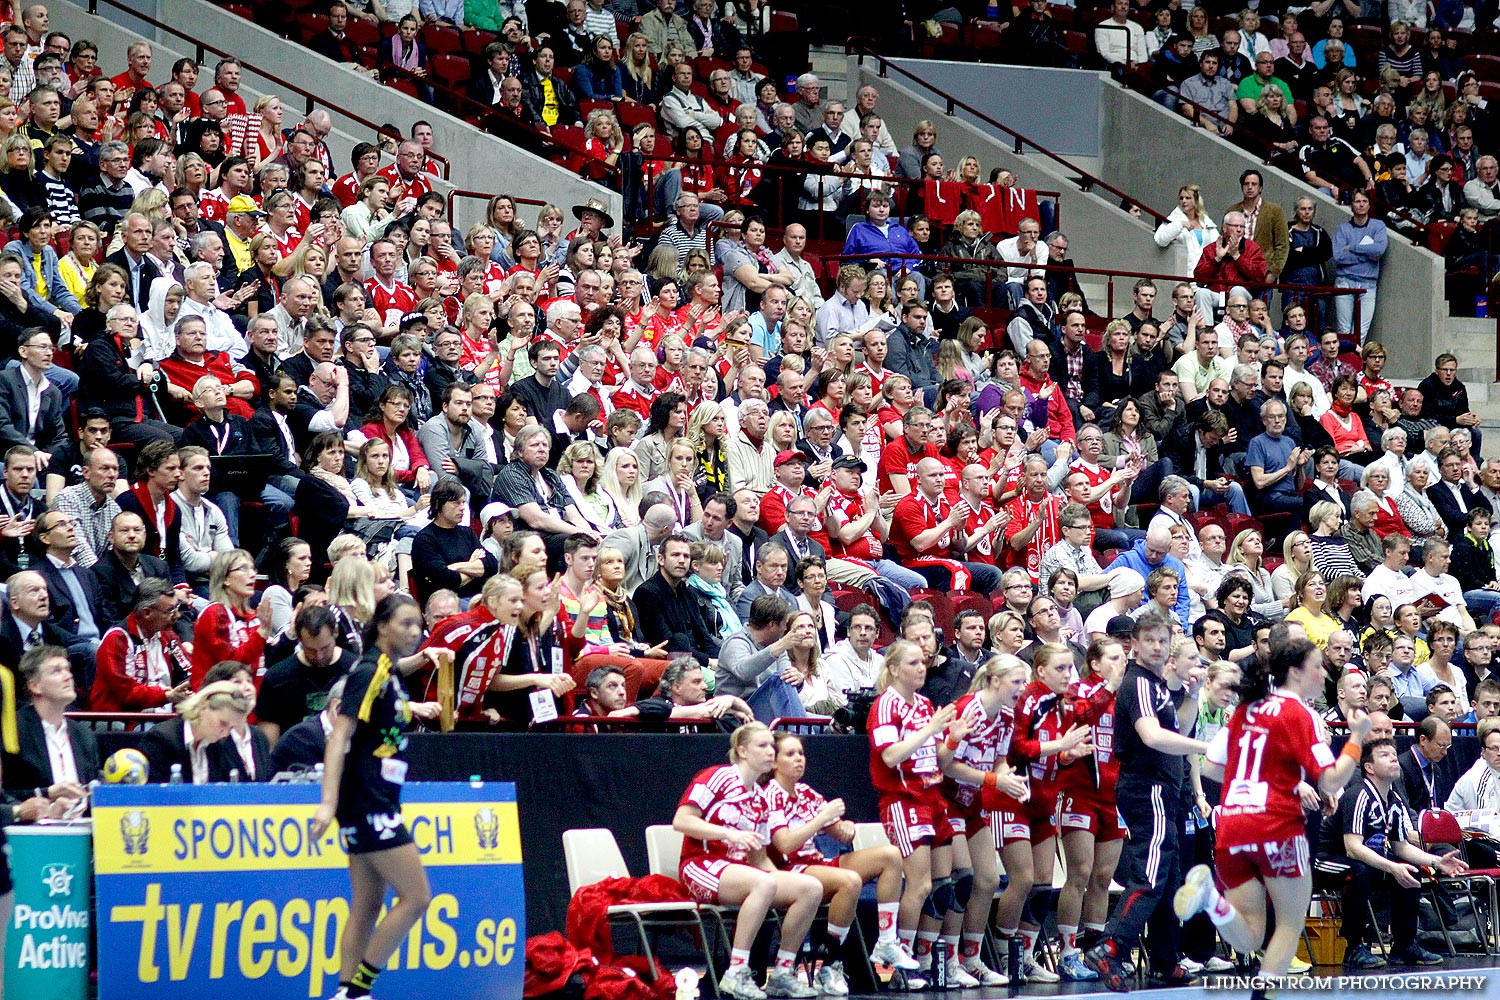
[405,733,880,936]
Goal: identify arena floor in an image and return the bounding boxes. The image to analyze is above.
[842,955,1499,998]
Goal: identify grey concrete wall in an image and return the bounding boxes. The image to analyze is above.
[58,0,618,233]
[849,56,1204,314]
[884,59,1102,158]
[1099,83,1445,380]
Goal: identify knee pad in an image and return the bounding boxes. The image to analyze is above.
[922,876,956,920]
[951,868,974,909]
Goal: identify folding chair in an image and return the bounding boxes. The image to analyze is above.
[1418,809,1500,956]
[646,824,742,979]
[562,828,718,979]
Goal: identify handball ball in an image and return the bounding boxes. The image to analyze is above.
[103,748,150,785]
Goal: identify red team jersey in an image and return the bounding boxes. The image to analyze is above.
[877,438,940,495]
[961,496,1001,565]
[944,692,1016,811]
[827,489,881,560]
[365,277,418,328]
[868,687,943,798]
[1069,458,1122,530]
[678,764,772,868]
[1058,677,1120,794]
[376,164,433,203]
[1011,679,1070,787]
[1212,694,1336,843]
[1003,491,1063,580]
[764,780,833,868]
[889,490,956,562]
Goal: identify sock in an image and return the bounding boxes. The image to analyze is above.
[1059,924,1080,957]
[730,948,751,968]
[775,949,797,970]
[877,902,900,943]
[940,934,959,964]
[827,922,851,945]
[346,961,381,999]
[1019,927,1040,955]
[1084,922,1106,934]
[1207,893,1239,928]
[997,925,1018,941]
[960,933,983,963]
[899,930,916,953]
[913,931,938,960]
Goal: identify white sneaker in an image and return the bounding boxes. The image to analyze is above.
[961,959,1008,986]
[813,962,849,996]
[1202,956,1235,973]
[869,939,922,971]
[764,967,818,998]
[1178,957,1204,974]
[325,990,349,1000]
[944,957,980,988]
[719,965,768,1000]
[1174,863,1216,922]
[1022,954,1061,983]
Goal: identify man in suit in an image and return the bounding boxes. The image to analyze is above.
[1431,447,1481,537]
[90,509,177,630]
[308,0,363,66]
[104,212,161,311]
[733,541,799,621]
[683,491,746,605]
[2,645,97,797]
[0,570,71,693]
[35,510,104,678]
[635,533,721,663]
[469,44,511,107]
[0,328,67,460]
[247,372,307,503]
[1400,714,1458,812]
[601,503,676,594]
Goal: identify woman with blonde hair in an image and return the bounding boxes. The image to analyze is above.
[57,220,100,304]
[620,32,656,104]
[177,152,209,201]
[250,94,285,170]
[1153,183,1220,261]
[686,400,731,496]
[327,555,377,655]
[562,544,671,700]
[777,609,830,713]
[600,446,645,528]
[272,239,329,281]
[140,679,252,783]
[559,441,617,533]
[644,438,705,526]
[939,210,1001,306]
[0,134,36,214]
[766,410,800,456]
[1284,570,1340,648]
[1222,528,1283,621]
[191,548,270,687]
[1269,531,1313,607]
[989,610,1028,657]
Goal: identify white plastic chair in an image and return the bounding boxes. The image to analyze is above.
[563,828,715,981]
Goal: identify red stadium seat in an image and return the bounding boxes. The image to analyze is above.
[769,10,798,32]
[616,102,658,131]
[1427,220,1457,254]
[463,29,498,56]
[344,18,379,48]
[223,3,253,19]
[301,13,330,44]
[423,23,464,55]
[387,78,421,98]
[431,53,472,89]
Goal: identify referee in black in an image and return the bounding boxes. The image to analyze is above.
[1084,612,1209,990]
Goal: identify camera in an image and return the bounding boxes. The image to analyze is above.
[834,687,878,734]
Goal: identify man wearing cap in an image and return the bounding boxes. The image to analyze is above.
[758,449,818,536]
[223,195,262,276]
[1084,567,1147,639]
[889,457,1003,595]
[826,453,927,593]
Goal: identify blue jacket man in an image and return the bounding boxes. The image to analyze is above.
[842,192,922,277]
[1105,529,1191,631]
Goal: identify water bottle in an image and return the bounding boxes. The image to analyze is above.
[169,763,183,785]
[1007,936,1022,996]
[229,768,240,783]
[932,941,946,989]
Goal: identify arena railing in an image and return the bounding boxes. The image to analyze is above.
[806,249,1366,333]
[81,0,451,179]
[844,41,1167,227]
[532,716,721,732]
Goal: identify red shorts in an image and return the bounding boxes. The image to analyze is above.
[1214,834,1311,890]
[943,792,990,838]
[680,858,736,903]
[987,790,1057,847]
[881,792,954,857]
[788,860,842,874]
[1057,788,1124,843]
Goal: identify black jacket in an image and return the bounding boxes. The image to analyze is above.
[0,614,68,682]
[1430,478,1482,537]
[247,406,302,477]
[91,549,173,630]
[1,703,99,793]
[104,249,161,311]
[1399,745,1458,813]
[141,717,270,783]
[0,365,66,454]
[269,713,328,774]
[635,571,720,662]
[78,330,154,424]
[1450,532,1498,593]
[520,70,580,127]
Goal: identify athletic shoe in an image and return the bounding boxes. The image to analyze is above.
[1082,942,1131,993]
[901,968,929,990]
[814,962,849,996]
[1202,956,1235,973]
[961,959,1007,986]
[1393,944,1443,966]
[719,965,769,1000]
[1288,955,1312,974]
[1343,945,1386,970]
[1059,953,1099,981]
[869,939,922,971]
[1146,962,1199,988]
[764,967,818,998]
[943,956,980,988]
[1021,954,1060,983]
[1177,957,1204,974]
[325,990,349,1000]
[1174,864,1216,922]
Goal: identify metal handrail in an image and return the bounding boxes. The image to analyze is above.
[844,41,1167,226]
[83,0,452,178]
[445,188,550,228]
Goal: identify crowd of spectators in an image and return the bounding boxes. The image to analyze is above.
[0,0,1491,987]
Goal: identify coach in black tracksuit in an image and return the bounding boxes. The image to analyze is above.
[1085,610,1209,989]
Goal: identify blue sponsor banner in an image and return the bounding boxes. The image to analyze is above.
[93,782,524,1000]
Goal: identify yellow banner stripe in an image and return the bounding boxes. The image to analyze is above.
[94,801,522,874]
